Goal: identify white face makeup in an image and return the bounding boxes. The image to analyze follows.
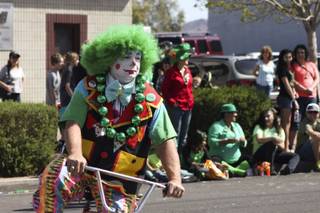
[110,50,142,84]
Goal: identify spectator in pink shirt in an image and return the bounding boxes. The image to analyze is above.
[292,44,319,120]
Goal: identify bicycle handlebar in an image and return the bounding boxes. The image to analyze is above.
[85,165,166,213]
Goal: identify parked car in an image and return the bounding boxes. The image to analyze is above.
[155,32,224,56]
[189,55,279,99]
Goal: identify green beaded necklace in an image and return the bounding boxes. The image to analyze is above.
[95,74,147,144]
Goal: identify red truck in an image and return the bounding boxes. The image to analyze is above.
[155,32,224,56]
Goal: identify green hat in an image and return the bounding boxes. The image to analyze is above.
[170,43,191,63]
[221,103,237,113]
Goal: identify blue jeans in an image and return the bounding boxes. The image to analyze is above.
[256,84,273,97]
[165,104,192,154]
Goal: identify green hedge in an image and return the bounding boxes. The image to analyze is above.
[0,102,58,177]
[189,86,273,152]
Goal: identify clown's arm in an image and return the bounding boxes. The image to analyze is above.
[156,139,184,198]
[60,80,89,175]
[149,103,184,198]
[65,121,87,175]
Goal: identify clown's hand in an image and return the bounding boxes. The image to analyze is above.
[66,153,87,176]
[163,179,185,198]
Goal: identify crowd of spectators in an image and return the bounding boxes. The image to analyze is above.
[148,43,320,183]
[11,42,317,183]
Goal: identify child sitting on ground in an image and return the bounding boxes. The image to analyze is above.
[182,130,228,180]
[181,130,208,171]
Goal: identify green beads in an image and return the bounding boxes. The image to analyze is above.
[96,75,105,83]
[98,106,108,116]
[97,84,105,92]
[135,93,145,103]
[136,75,147,84]
[97,95,107,104]
[136,84,146,93]
[126,127,137,137]
[116,132,126,142]
[106,128,116,138]
[134,104,144,113]
[94,73,148,144]
[100,117,110,127]
[131,115,141,126]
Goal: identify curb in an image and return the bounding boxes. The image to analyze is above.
[0,177,38,194]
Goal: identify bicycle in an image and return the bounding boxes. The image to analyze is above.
[55,142,166,213]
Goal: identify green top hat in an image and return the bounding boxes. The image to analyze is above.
[171,43,191,62]
[221,103,237,113]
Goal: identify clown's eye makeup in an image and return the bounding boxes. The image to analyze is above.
[135,52,142,61]
[123,51,141,61]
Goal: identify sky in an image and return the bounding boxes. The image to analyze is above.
[177,0,208,22]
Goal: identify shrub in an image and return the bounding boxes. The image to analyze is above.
[189,86,273,153]
[0,102,58,177]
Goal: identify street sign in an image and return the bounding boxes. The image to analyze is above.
[0,3,13,50]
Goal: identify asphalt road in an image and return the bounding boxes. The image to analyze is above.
[0,173,319,213]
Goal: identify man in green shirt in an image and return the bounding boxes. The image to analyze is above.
[208,103,249,176]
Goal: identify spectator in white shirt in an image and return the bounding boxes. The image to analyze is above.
[253,45,276,97]
[0,51,25,102]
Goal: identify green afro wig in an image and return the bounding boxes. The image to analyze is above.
[80,25,159,80]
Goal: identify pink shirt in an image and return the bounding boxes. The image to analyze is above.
[292,62,319,98]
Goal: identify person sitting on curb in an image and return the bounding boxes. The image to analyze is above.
[208,103,252,177]
[296,103,320,171]
[181,130,208,177]
[252,108,300,175]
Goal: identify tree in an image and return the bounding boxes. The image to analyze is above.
[133,0,185,32]
[196,0,320,62]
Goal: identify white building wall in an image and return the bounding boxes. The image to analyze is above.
[0,0,132,103]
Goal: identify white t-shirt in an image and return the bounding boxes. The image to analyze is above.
[0,66,24,94]
[10,67,25,93]
[256,60,275,86]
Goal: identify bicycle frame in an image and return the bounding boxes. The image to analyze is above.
[85,166,166,213]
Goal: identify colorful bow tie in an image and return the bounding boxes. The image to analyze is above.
[105,80,134,106]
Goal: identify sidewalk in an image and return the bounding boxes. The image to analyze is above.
[0,176,38,194]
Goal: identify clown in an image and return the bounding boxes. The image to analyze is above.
[33,25,184,213]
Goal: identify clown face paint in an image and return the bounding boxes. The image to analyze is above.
[110,50,142,84]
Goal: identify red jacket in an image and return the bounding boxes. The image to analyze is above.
[161,65,194,110]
